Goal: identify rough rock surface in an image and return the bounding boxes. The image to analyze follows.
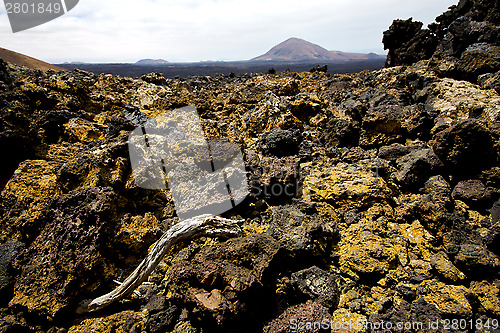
[265,203,338,257]
[383,18,438,69]
[431,119,497,175]
[0,1,499,331]
[262,300,336,333]
[0,241,24,304]
[384,0,500,84]
[163,234,281,330]
[11,187,121,317]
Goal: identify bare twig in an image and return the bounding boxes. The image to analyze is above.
[77,214,243,313]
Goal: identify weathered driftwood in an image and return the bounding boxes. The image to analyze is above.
[78,214,243,313]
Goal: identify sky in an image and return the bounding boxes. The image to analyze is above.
[0,0,457,64]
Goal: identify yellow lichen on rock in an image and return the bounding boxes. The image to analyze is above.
[400,220,432,247]
[428,78,500,122]
[399,220,434,261]
[338,289,361,312]
[394,193,449,236]
[240,92,302,137]
[314,202,340,223]
[337,222,399,280]
[0,160,62,241]
[430,252,466,282]
[68,310,146,333]
[20,81,45,93]
[302,162,392,209]
[331,308,367,332]
[469,280,500,316]
[116,212,162,253]
[44,142,82,162]
[242,220,269,235]
[364,286,391,315]
[420,279,472,317]
[49,79,70,91]
[64,118,104,143]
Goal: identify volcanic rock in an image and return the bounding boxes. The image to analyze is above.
[0,1,498,330]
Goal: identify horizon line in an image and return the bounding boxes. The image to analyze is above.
[54,53,388,65]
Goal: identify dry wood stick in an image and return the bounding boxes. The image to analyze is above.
[78,214,243,313]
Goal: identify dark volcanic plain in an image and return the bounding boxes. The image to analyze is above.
[57,59,386,79]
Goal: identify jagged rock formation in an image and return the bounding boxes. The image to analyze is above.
[384,0,500,89]
[0,1,499,331]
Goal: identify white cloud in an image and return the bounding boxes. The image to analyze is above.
[0,0,457,63]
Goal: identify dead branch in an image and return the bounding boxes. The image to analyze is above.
[78,214,243,313]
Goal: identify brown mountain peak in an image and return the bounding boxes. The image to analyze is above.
[252,38,384,62]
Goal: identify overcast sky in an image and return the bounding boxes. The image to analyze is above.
[0,0,457,63]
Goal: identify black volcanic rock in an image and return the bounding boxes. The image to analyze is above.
[140,72,168,85]
[258,128,302,157]
[451,179,498,210]
[146,305,179,333]
[0,241,24,304]
[263,300,333,333]
[431,119,497,176]
[478,70,500,93]
[384,0,500,82]
[164,234,281,329]
[11,187,120,316]
[289,266,339,310]
[265,205,338,258]
[394,147,442,190]
[322,118,360,148]
[383,18,438,67]
[485,199,500,254]
[0,2,499,330]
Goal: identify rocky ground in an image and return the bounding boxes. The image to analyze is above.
[1,0,500,332]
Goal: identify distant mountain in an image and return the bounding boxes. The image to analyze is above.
[252,37,385,62]
[0,47,63,71]
[135,59,169,65]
